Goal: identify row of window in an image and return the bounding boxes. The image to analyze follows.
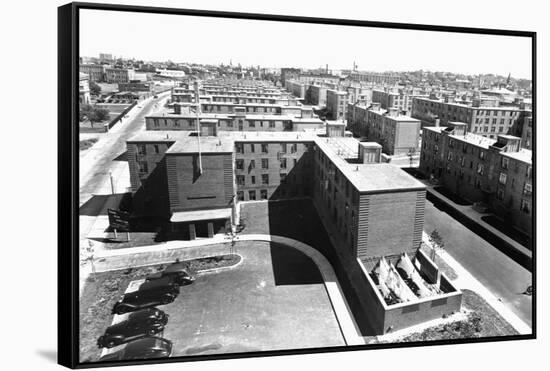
[151,118,281,129]
[236,189,268,201]
[235,143,299,154]
[235,157,297,171]
[137,144,161,155]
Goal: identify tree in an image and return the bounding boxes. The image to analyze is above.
[428,229,445,261]
[80,104,110,128]
[407,147,416,168]
[89,80,101,96]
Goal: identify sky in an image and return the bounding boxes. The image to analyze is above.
[80,9,533,79]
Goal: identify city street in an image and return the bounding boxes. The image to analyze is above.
[79,91,171,244]
[424,200,532,327]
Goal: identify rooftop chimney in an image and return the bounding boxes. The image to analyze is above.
[388,107,399,117]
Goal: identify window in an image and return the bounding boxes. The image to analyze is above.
[250,143,255,153]
[153,119,159,127]
[526,166,532,179]
[153,144,160,154]
[174,119,180,127]
[251,175,256,184]
[260,189,268,199]
[137,144,147,155]
[523,182,532,196]
[237,191,244,201]
[249,159,255,170]
[261,144,268,153]
[447,152,453,161]
[236,175,245,186]
[269,121,275,128]
[236,159,244,170]
[479,151,485,160]
[236,143,244,154]
[249,121,255,128]
[280,173,287,182]
[261,159,269,169]
[281,143,287,153]
[248,190,256,200]
[499,172,507,185]
[138,161,148,173]
[291,143,298,153]
[477,163,484,175]
[262,174,269,185]
[501,157,509,169]
[280,158,287,169]
[521,199,530,213]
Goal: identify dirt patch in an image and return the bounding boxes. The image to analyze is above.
[375,289,519,343]
[79,138,98,151]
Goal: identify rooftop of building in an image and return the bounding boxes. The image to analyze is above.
[413,96,526,111]
[166,135,235,154]
[315,137,426,193]
[129,127,425,193]
[368,108,420,122]
[501,148,532,163]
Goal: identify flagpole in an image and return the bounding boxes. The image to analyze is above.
[194,81,203,174]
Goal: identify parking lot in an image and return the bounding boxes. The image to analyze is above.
[159,240,345,356]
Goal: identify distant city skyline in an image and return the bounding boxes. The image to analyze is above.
[80,9,532,79]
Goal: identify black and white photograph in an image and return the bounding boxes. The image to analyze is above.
[55,1,538,369]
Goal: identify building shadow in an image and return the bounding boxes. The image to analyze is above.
[113,150,127,162]
[269,242,323,286]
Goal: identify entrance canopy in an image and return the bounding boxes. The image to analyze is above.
[170,208,232,223]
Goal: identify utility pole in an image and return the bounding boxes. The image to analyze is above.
[109,172,115,194]
[194,81,203,174]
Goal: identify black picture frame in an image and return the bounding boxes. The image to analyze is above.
[58,2,536,369]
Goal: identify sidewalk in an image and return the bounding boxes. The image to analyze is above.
[423,231,531,335]
[422,180,532,263]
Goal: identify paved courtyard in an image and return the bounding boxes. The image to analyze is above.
[159,241,345,356]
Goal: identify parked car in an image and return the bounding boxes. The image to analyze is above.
[98,337,173,362]
[112,278,179,315]
[145,259,196,286]
[97,308,168,348]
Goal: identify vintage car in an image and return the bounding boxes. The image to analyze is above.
[145,260,196,286]
[98,337,173,361]
[97,308,168,348]
[112,278,179,315]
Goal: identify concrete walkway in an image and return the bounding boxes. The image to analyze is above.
[80,234,366,347]
[422,231,532,335]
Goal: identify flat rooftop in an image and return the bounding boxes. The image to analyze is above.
[414,96,527,111]
[369,108,420,122]
[502,148,532,164]
[315,137,426,193]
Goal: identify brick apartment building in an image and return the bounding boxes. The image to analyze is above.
[347,103,421,156]
[79,64,105,82]
[326,90,349,121]
[411,96,530,142]
[105,68,135,84]
[79,73,91,104]
[372,88,427,115]
[348,71,400,84]
[419,122,532,236]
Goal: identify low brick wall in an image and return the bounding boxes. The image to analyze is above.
[357,250,463,335]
